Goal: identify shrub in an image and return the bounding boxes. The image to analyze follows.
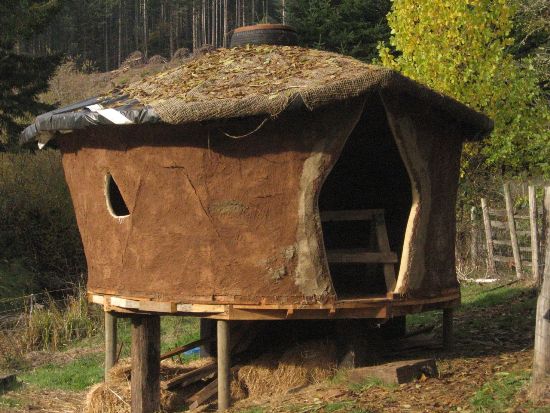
[0,150,85,289]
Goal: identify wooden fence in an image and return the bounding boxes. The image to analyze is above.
[480,183,546,283]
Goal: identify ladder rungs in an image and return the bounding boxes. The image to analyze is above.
[326,250,398,264]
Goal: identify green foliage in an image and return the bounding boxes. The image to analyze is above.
[0,151,85,289]
[510,0,549,94]
[379,0,550,176]
[0,0,62,47]
[287,0,390,61]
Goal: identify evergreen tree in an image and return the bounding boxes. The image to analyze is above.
[0,0,62,149]
[286,0,390,61]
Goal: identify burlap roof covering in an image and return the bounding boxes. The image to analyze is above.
[117,46,492,137]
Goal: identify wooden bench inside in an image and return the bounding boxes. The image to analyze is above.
[321,209,397,292]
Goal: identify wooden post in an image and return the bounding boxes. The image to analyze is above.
[442,308,453,350]
[481,198,496,275]
[131,315,161,413]
[504,183,523,278]
[105,312,117,379]
[217,320,230,411]
[529,185,541,284]
[470,206,478,267]
[532,186,550,400]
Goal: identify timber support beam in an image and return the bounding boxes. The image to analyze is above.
[131,315,161,413]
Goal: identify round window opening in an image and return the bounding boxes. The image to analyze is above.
[105,173,130,218]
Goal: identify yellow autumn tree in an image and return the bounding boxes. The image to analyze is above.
[379,0,549,175]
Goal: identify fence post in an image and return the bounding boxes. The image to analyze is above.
[29,294,34,315]
[529,185,541,284]
[470,206,478,267]
[481,198,496,275]
[532,185,550,400]
[504,183,523,278]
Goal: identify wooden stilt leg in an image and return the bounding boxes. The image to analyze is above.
[443,308,454,350]
[104,312,117,379]
[217,320,230,412]
[131,315,161,413]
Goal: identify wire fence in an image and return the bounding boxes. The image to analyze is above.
[0,287,82,329]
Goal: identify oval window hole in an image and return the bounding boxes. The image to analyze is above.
[105,173,130,218]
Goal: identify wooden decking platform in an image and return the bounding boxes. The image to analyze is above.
[89,289,460,320]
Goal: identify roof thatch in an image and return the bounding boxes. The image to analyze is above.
[21,45,493,145]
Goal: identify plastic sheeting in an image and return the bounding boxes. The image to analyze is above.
[20,94,160,147]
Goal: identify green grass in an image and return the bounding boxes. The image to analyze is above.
[348,376,397,393]
[16,315,201,393]
[114,316,200,360]
[20,353,104,391]
[0,394,23,409]
[407,281,536,333]
[324,401,355,412]
[469,370,537,413]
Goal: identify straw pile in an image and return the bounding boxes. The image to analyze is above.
[234,340,337,399]
[85,357,214,413]
[119,45,374,106]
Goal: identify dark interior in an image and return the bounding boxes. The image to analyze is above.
[318,96,412,299]
[106,173,130,217]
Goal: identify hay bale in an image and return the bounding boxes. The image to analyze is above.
[191,44,216,57]
[172,48,190,61]
[85,357,215,413]
[236,340,337,398]
[122,51,146,68]
[148,54,168,65]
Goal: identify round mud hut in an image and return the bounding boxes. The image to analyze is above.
[22,45,493,411]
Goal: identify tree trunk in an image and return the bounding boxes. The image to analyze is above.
[211,0,215,46]
[202,0,206,46]
[118,0,123,68]
[105,0,109,72]
[223,0,227,47]
[169,7,174,57]
[143,0,148,58]
[532,185,550,401]
[192,1,197,50]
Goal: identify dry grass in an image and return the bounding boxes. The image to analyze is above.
[85,357,215,413]
[85,341,337,411]
[0,288,101,369]
[40,59,173,108]
[119,45,375,105]
[235,340,338,399]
